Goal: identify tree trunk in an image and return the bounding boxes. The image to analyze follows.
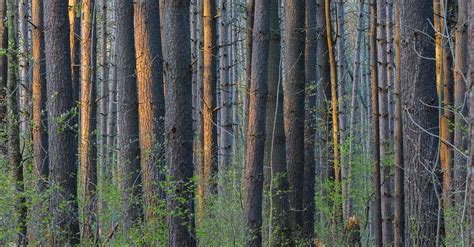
[348,0,365,220]
[80,0,98,242]
[218,0,233,175]
[369,0,382,246]
[0,0,6,123]
[6,1,26,244]
[44,0,79,244]
[453,0,468,205]
[97,0,108,237]
[303,0,316,239]
[439,0,454,211]
[162,1,196,245]
[134,0,165,224]
[283,0,305,237]
[116,0,142,233]
[325,0,339,183]
[68,0,81,110]
[469,0,474,242]
[393,0,404,245]
[336,2,348,220]
[376,0,393,243]
[264,0,292,244]
[243,0,271,245]
[399,0,439,245]
[18,0,29,135]
[316,0,332,183]
[201,0,218,202]
[30,0,48,242]
[244,0,254,129]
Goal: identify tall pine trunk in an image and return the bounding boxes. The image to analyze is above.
[243,0,271,245]
[79,0,97,242]
[44,0,80,244]
[303,0,316,238]
[370,0,382,245]
[0,0,6,122]
[200,0,218,203]
[116,0,142,233]
[399,0,439,244]
[6,0,26,244]
[30,0,48,242]
[162,1,196,245]
[134,0,165,223]
[264,0,292,244]
[284,0,305,237]
[393,0,404,245]
[453,0,468,205]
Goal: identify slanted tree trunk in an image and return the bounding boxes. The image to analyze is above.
[44,0,80,244]
[243,0,271,245]
[134,0,165,224]
[30,0,48,242]
[283,0,305,237]
[325,0,340,184]
[6,1,26,244]
[453,0,468,205]
[369,0,382,246]
[79,0,97,242]
[399,0,439,245]
[316,0,332,182]
[303,0,317,239]
[162,1,196,245]
[116,0,142,233]
[264,0,292,244]
[393,0,404,245]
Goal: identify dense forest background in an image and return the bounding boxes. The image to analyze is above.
[0,0,473,246]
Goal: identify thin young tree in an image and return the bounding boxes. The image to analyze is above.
[283,0,305,236]
[44,0,79,244]
[6,0,26,244]
[162,0,196,245]
[244,0,271,245]
[134,0,165,222]
[116,0,142,232]
[399,0,438,244]
[79,0,97,242]
[370,0,382,245]
[264,0,292,244]
[30,0,48,242]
